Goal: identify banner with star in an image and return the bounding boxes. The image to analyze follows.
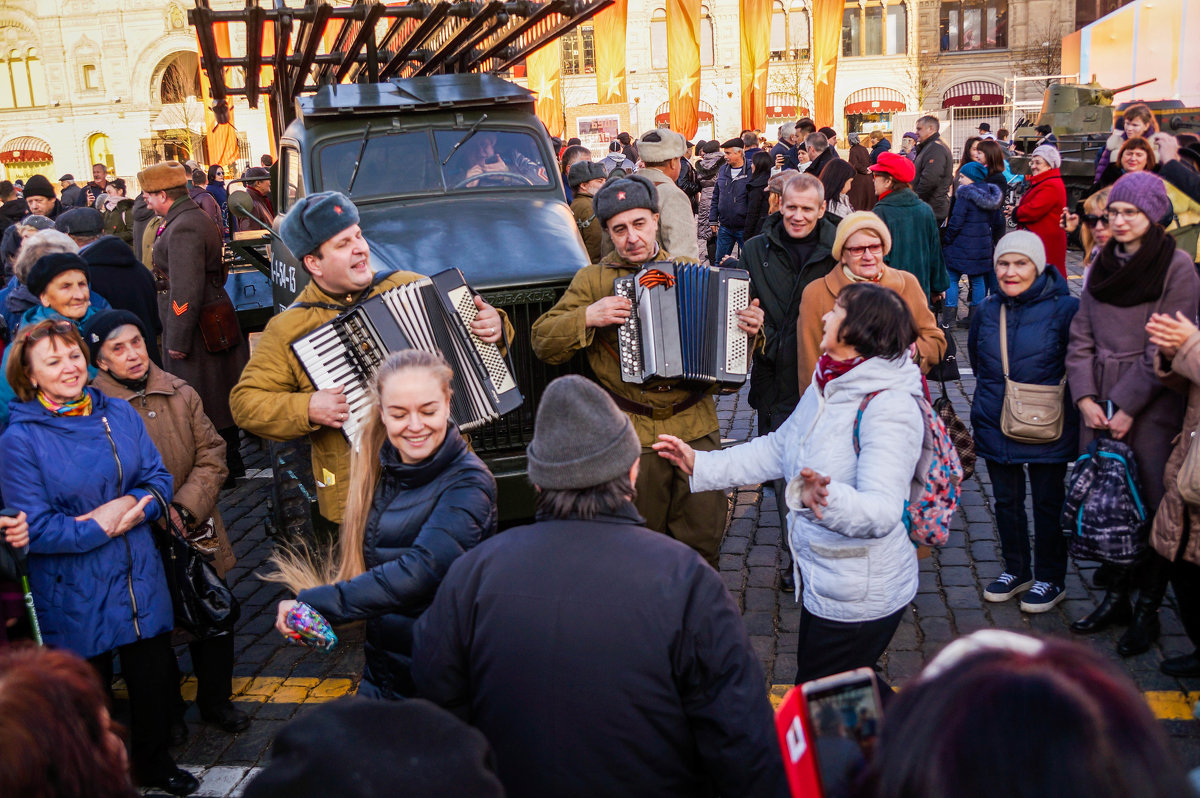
[197,22,241,166]
[739,0,770,132]
[526,42,565,137]
[593,0,628,104]
[667,0,701,138]
[811,0,841,128]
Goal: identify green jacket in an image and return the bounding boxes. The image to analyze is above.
[872,188,949,300]
[570,193,602,262]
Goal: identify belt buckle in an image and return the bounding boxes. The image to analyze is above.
[651,406,673,421]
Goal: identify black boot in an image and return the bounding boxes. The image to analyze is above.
[1117,554,1170,656]
[1070,566,1132,634]
[219,426,246,487]
[940,306,957,328]
[1092,561,1120,589]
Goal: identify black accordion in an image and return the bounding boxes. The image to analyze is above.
[613,261,752,389]
[291,268,522,443]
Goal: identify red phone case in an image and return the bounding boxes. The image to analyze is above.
[775,686,826,797]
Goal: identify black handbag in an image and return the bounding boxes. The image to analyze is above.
[932,375,976,481]
[143,485,240,638]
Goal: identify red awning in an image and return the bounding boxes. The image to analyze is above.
[765,94,810,119]
[843,87,906,115]
[0,136,51,164]
[655,111,715,125]
[942,81,1004,108]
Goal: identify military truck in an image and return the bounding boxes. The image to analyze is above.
[190,0,609,537]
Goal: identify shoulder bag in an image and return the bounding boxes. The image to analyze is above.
[999,303,1065,444]
[1178,429,1200,506]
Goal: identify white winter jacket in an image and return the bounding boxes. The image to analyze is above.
[691,356,924,622]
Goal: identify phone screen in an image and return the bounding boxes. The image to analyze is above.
[802,670,883,798]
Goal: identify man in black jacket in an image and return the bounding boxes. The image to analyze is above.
[911,115,954,221]
[708,137,751,263]
[804,132,836,179]
[413,375,788,798]
[740,171,837,591]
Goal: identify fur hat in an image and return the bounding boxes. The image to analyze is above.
[868,151,916,184]
[26,252,89,297]
[593,174,659,228]
[22,174,55,200]
[1109,171,1173,225]
[637,129,686,163]
[1032,145,1062,170]
[81,309,146,365]
[526,375,640,490]
[567,160,607,189]
[137,162,187,192]
[55,208,104,237]
[993,230,1047,274]
[279,191,360,259]
[832,211,892,260]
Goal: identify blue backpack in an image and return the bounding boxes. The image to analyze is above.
[1061,437,1148,565]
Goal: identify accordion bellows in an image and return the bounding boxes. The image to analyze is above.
[614,262,752,389]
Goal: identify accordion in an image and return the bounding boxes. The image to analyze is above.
[613,262,752,389]
[291,268,523,444]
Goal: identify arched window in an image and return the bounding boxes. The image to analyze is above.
[88,133,115,171]
[700,6,714,67]
[159,52,200,104]
[651,6,713,69]
[790,7,811,59]
[771,4,811,61]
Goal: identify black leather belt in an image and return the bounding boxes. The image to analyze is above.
[603,386,705,421]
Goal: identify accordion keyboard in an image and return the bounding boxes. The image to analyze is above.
[614,275,644,380]
[724,276,750,376]
[446,284,517,396]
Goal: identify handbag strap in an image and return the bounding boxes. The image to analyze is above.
[140,484,187,540]
[999,302,1011,378]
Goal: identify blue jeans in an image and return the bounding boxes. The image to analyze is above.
[715,225,744,264]
[945,270,989,310]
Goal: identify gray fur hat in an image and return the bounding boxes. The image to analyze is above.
[593,174,659,228]
[526,375,640,490]
[637,129,686,163]
[279,191,360,258]
[567,160,607,189]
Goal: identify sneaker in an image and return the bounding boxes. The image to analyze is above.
[984,572,1033,602]
[1020,581,1066,613]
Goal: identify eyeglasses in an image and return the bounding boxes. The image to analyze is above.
[1105,208,1143,222]
[21,319,73,343]
[1081,214,1108,229]
[844,243,884,258]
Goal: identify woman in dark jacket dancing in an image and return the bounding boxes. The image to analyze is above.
[272,349,497,699]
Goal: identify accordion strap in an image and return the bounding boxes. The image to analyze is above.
[601,384,706,421]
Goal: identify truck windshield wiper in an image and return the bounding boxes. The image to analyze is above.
[442,113,489,166]
[346,122,372,196]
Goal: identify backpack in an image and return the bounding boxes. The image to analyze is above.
[1061,437,1148,565]
[853,390,963,547]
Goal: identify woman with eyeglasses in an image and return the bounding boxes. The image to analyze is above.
[0,319,197,795]
[1061,186,1113,268]
[1011,145,1068,277]
[795,213,945,391]
[1066,172,1200,658]
[1099,137,1200,261]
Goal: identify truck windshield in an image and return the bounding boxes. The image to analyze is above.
[318,128,552,200]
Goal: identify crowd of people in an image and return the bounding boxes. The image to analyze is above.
[4,105,1200,797]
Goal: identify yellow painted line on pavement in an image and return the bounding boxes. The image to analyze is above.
[113,675,356,704]
[770,685,1200,721]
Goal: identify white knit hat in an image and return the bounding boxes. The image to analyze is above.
[993,230,1047,274]
[1032,144,1062,170]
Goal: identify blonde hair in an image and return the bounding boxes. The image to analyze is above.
[265,350,454,592]
[1082,186,1112,267]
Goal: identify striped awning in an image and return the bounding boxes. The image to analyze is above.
[655,100,715,126]
[942,81,1004,108]
[765,94,810,120]
[844,87,906,115]
[0,136,52,164]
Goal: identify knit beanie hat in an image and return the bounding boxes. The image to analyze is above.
[902,131,918,142]
[526,375,640,490]
[1032,144,1062,170]
[26,252,89,297]
[242,698,505,798]
[1109,171,1173,226]
[701,140,720,154]
[993,230,1047,274]
[593,174,659,229]
[22,174,54,200]
[280,191,360,258]
[81,310,146,365]
[959,161,988,183]
[832,211,893,260]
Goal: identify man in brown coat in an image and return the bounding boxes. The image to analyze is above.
[139,160,248,479]
[235,166,275,232]
[85,309,250,738]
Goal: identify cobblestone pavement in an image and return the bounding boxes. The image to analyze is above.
[136,252,1200,796]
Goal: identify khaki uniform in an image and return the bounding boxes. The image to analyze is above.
[570,192,602,262]
[531,248,727,564]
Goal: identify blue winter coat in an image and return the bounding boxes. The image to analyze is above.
[0,388,174,657]
[943,181,1006,276]
[299,425,496,698]
[968,268,1080,464]
[708,162,750,228]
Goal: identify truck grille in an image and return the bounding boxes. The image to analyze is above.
[471,283,579,453]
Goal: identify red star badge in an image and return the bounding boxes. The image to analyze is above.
[617,191,626,200]
[334,205,343,215]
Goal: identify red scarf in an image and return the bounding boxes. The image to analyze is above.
[814,353,865,392]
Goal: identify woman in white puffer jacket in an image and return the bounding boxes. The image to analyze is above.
[655,282,925,685]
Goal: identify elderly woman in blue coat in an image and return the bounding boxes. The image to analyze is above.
[969,231,1080,613]
[271,349,497,699]
[0,319,197,795]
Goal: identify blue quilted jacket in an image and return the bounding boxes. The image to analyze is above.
[0,388,174,657]
[943,181,1006,276]
[968,268,1081,464]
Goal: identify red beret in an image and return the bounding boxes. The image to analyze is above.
[868,151,916,183]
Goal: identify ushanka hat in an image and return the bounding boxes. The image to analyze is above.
[279,191,360,258]
[567,160,607,189]
[526,375,640,490]
[593,174,659,228]
[637,129,686,163]
[137,161,188,192]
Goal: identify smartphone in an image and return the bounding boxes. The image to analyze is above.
[485,153,502,165]
[801,668,884,798]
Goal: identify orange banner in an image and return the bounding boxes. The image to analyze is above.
[667,0,701,138]
[526,42,564,137]
[810,0,841,128]
[593,0,628,104]
[739,0,770,132]
[198,22,241,166]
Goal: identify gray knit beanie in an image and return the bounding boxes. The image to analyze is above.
[993,230,1047,274]
[526,375,640,490]
[1032,144,1062,170]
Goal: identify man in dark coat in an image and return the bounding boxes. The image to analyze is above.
[708,138,751,263]
[771,122,800,170]
[58,175,82,208]
[911,115,954,221]
[81,163,110,208]
[0,181,25,231]
[235,166,276,232]
[413,375,789,798]
[740,171,837,590]
[804,131,836,179]
[139,160,248,478]
[21,174,63,220]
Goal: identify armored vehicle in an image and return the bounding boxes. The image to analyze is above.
[190,0,608,536]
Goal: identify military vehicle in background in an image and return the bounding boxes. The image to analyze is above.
[190,0,609,540]
[1009,78,1200,207]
